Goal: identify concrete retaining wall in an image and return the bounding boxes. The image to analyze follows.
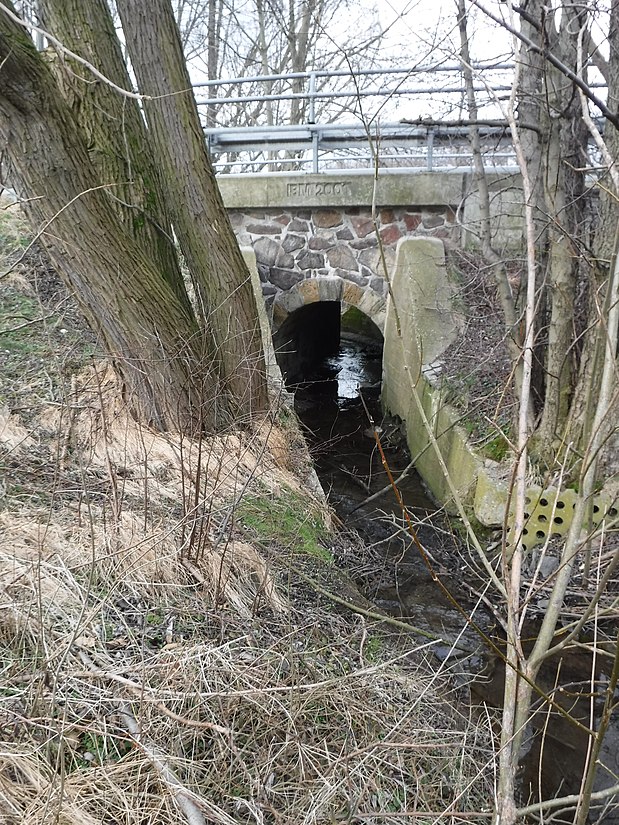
[381,237,479,508]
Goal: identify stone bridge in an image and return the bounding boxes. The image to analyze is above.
[220,169,616,542]
[217,169,524,347]
[220,167,546,530]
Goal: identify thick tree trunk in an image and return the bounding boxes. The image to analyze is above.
[537,2,588,453]
[0,4,220,432]
[39,0,189,311]
[117,0,268,422]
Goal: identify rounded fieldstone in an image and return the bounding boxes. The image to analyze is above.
[403,213,422,231]
[289,218,310,232]
[282,233,305,253]
[313,209,343,228]
[350,238,377,250]
[350,216,375,238]
[327,244,358,271]
[247,222,282,235]
[379,224,402,245]
[297,251,325,270]
[369,276,387,295]
[275,249,295,268]
[421,211,444,229]
[253,237,281,267]
[358,247,381,271]
[308,236,334,250]
[336,227,354,240]
[270,267,302,290]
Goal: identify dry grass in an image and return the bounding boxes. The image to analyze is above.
[0,231,495,824]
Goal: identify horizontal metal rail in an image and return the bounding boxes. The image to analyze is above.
[199,65,605,174]
[205,121,514,173]
[195,84,513,107]
[192,62,515,89]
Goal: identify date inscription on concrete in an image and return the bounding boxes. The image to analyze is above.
[286,181,351,197]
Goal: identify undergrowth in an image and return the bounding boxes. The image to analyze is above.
[237,484,333,562]
[441,249,517,453]
[0,209,496,824]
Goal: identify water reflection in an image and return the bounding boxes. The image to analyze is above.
[294,337,383,412]
[324,338,383,400]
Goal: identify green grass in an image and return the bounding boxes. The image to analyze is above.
[0,289,55,403]
[0,203,32,258]
[237,486,332,562]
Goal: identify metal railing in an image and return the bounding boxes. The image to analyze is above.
[197,63,518,173]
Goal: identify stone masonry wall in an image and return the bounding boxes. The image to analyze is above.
[228,205,457,318]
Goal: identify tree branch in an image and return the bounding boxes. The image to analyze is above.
[469,0,619,131]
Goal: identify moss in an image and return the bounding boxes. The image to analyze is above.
[482,433,510,462]
[237,485,332,563]
[341,305,383,342]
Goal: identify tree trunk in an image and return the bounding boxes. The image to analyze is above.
[117,0,268,421]
[0,2,221,431]
[567,0,619,463]
[536,1,588,456]
[39,0,189,312]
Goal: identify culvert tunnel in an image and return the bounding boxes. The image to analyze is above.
[272,300,384,393]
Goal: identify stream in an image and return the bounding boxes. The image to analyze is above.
[289,334,619,823]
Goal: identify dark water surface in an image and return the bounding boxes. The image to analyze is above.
[292,335,619,823]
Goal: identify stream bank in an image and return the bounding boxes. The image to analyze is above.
[288,333,619,824]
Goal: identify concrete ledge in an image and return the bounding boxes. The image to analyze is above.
[218,170,467,209]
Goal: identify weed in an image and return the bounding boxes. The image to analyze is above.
[237,485,332,562]
[79,731,133,767]
[364,634,382,661]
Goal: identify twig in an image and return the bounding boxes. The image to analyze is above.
[0,4,147,101]
[119,703,231,825]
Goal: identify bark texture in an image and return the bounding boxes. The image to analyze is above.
[39,0,188,310]
[536,1,588,451]
[117,0,268,421]
[0,3,224,431]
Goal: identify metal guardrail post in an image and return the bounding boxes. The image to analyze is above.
[308,71,317,124]
[312,130,319,173]
[427,127,435,171]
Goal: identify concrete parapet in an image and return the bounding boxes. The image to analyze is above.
[218,170,467,210]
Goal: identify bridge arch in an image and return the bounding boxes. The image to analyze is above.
[270,275,385,387]
[270,275,386,334]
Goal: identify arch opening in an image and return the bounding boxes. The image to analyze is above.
[272,300,384,400]
[273,301,341,387]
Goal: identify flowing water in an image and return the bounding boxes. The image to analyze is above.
[289,334,619,823]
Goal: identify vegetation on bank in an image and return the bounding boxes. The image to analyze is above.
[0,211,494,823]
